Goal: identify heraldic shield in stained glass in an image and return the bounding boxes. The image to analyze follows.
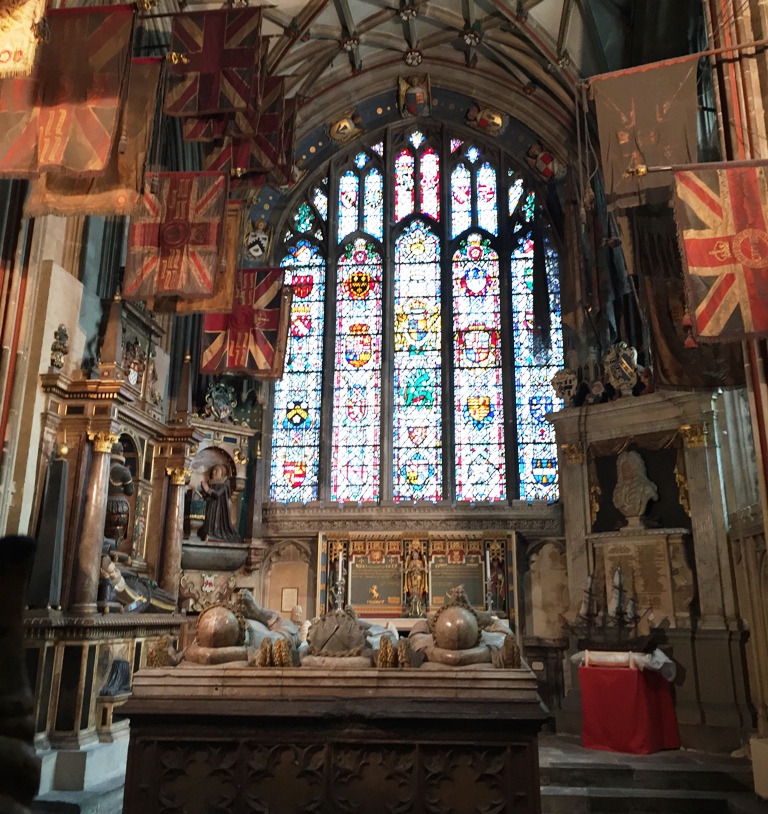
[270,131,563,505]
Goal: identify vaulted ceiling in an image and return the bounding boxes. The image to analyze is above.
[171,0,632,153]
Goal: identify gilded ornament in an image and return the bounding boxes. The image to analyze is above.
[233,447,248,466]
[589,481,602,526]
[674,458,691,517]
[166,467,191,486]
[89,431,119,454]
[327,109,364,144]
[603,342,638,395]
[680,423,707,448]
[560,443,584,465]
[50,324,69,369]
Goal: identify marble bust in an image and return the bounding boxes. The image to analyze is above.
[612,450,659,529]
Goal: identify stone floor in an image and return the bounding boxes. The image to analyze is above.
[539,733,768,814]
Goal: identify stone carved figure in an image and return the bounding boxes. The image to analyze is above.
[104,442,134,547]
[405,547,428,616]
[183,590,299,666]
[612,451,658,528]
[408,586,521,669]
[199,464,240,543]
[100,557,177,613]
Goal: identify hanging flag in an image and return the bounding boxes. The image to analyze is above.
[0,0,47,79]
[24,58,161,217]
[0,5,134,177]
[674,166,768,341]
[123,172,228,301]
[182,113,229,143]
[181,38,267,143]
[200,268,292,377]
[631,205,745,386]
[591,59,697,209]
[152,199,244,315]
[164,7,262,117]
[229,72,284,138]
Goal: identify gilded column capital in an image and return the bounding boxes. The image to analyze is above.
[560,442,584,465]
[88,431,119,454]
[680,423,707,448]
[166,467,191,486]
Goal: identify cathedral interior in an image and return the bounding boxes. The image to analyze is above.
[3,0,768,811]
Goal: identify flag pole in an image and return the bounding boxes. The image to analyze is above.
[629,157,768,175]
[583,36,768,87]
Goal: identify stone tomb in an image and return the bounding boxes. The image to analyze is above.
[123,666,547,814]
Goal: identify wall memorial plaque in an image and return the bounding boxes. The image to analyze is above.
[429,538,485,609]
[348,539,404,617]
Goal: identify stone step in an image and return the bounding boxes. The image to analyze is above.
[540,763,755,793]
[541,785,753,814]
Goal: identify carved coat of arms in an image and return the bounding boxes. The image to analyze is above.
[398,75,432,118]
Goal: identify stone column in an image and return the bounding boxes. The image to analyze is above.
[159,467,190,601]
[680,421,732,626]
[557,442,592,609]
[70,431,117,615]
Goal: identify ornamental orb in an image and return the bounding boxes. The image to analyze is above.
[197,606,241,649]
[432,605,480,650]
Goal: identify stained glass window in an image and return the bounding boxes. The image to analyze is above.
[452,234,505,501]
[420,147,440,221]
[511,216,563,500]
[271,239,326,502]
[476,162,497,235]
[271,129,563,507]
[363,168,384,240]
[313,187,328,221]
[338,171,359,241]
[332,239,383,502]
[451,163,471,238]
[294,201,314,233]
[395,150,415,222]
[393,220,442,501]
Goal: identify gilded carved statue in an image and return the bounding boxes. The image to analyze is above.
[405,546,428,616]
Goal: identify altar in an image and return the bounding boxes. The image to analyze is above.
[122,666,547,814]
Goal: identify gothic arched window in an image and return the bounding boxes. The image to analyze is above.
[269,127,563,505]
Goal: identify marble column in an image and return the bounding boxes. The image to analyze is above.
[70,431,117,615]
[160,467,189,602]
[557,442,592,609]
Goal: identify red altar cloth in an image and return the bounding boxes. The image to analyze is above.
[579,665,680,754]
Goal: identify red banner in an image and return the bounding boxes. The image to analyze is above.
[123,172,228,301]
[201,268,292,377]
[25,58,161,217]
[0,5,134,177]
[675,166,768,341]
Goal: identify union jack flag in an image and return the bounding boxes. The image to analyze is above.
[201,268,293,377]
[0,5,134,177]
[123,172,228,300]
[675,166,768,340]
[164,8,262,117]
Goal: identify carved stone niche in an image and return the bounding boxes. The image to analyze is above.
[182,444,248,571]
[262,539,314,619]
